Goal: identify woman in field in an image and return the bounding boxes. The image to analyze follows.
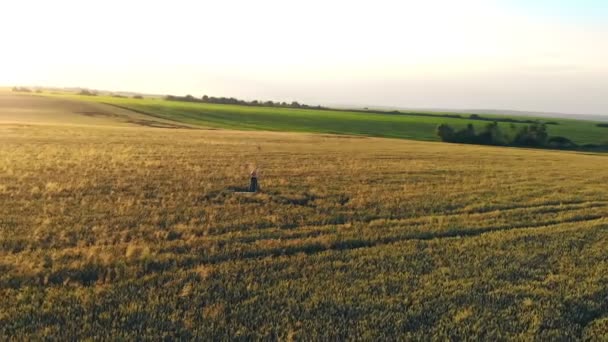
[249,168,259,192]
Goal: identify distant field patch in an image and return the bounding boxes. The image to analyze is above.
[0,91,192,128]
[44,92,608,145]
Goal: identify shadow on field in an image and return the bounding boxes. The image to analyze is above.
[77,111,121,118]
[100,103,195,129]
[14,204,604,288]
[202,187,351,208]
[76,109,191,129]
[226,186,253,193]
[125,119,190,129]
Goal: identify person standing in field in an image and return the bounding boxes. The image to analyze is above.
[249,168,259,192]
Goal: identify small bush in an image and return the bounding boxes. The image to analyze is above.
[78,89,97,96]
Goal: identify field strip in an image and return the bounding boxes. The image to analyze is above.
[99,102,198,129]
[165,214,608,268]
[459,199,608,214]
[2,212,605,289]
[204,200,608,241]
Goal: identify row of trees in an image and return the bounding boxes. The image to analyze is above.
[469,114,557,125]
[78,89,97,96]
[436,122,577,149]
[111,94,144,99]
[165,94,325,109]
[12,86,34,93]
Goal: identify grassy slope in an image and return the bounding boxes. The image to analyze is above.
[46,93,608,145]
[1,122,607,339]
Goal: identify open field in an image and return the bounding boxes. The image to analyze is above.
[44,92,608,145]
[0,92,192,128]
[1,94,608,339]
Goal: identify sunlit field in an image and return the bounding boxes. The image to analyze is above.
[1,94,607,339]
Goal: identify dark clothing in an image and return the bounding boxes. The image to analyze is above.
[249,177,258,192]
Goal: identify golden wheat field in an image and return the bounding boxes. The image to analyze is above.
[1,93,608,339]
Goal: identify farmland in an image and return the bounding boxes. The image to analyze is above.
[45,92,608,146]
[1,92,608,339]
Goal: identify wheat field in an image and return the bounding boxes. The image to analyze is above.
[1,95,608,339]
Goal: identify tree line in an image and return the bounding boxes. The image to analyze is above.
[12,86,41,93]
[165,94,326,110]
[468,114,557,125]
[164,94,560,127]
[436,122,579,149]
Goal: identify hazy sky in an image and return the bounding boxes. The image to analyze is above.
[2,0,607,114]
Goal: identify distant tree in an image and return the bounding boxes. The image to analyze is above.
[453,124,476,143]
[436,124,455,142]
[532,123,548,142]
[133,95,143,99]
[512,123,547,146]
[547,136,577,149]
[480,122,507,145]
[12,86,32,93]
[78,89,97,96]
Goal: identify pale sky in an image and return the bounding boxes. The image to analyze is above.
[1,0,607,114]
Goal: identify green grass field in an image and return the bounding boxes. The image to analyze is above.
[1,92,608,339]
[45,93,608,145]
